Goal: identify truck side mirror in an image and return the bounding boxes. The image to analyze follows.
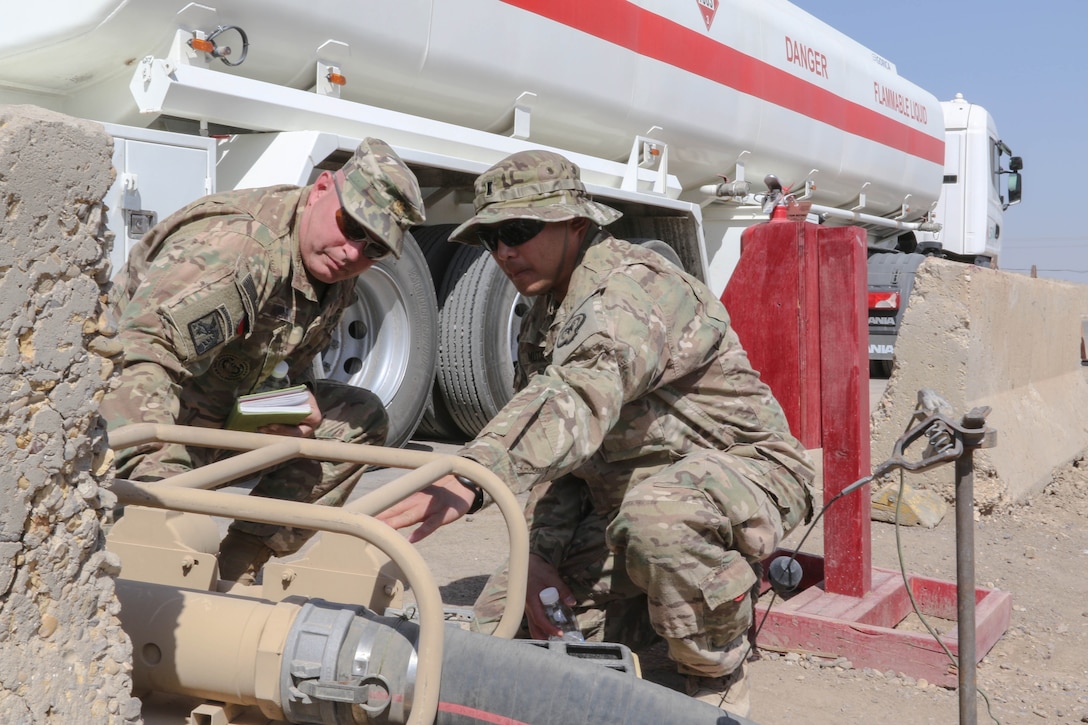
[1009,156,1023,172]
[1005,172,1022,208]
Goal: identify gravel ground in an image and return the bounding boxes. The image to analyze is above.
[382,437,1088,725]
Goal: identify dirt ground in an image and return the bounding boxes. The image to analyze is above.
[374,431,1088,725]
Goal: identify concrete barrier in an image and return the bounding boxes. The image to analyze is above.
[870,257,1088,510]
[0,104,138,722]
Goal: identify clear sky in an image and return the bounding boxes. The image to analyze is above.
[791,0,1087,283]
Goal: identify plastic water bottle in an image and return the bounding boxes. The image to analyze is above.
[539,586,584,642]
[257,360,290,392]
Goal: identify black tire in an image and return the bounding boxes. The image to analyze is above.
[436,244,528,438]
[311,231,438,448]
[415,223,462,278]
[432,237,681,440]
[630,237,684,270]
[413,225,466,442]
[869,359,893,379]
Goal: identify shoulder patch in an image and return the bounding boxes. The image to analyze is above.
[161,271,247,362]
[553,303,604,365]
[557,312,587,348]
[188,306,230,356]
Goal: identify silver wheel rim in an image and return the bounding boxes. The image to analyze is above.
[314,263,410,406]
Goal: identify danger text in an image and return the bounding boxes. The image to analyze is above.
[785,36,828,78]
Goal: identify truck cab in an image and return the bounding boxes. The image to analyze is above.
[867,95,1023,374]
[918,94,1023,265]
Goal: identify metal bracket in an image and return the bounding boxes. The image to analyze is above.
[852,182,871,212]
[793,171,818,202]
[510,92,537,140]
[622,134,669,194]
[894,193,914,221]
[316,40,351,98]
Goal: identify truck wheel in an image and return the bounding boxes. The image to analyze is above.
[433,237,682,439]
[630,237,684,270]
[413,225,466,442]
[312,232,438,448]
[869,360,893,379]
[436,244,527,438]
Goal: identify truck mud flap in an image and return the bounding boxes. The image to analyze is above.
[867,252,926,365]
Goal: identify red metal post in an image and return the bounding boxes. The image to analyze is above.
[721,220,821,449]
[722,221,870,592]
[723,219,1010,686]
[815,225,871,596]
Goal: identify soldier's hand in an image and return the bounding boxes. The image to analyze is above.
[258,389,322,438]
[376,475,475,542]
[525,554,577,640]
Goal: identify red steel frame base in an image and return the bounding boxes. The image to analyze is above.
[721,220,1011,688]
[755,551,1012,687]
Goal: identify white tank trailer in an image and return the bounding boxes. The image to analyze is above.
[0,0,1023,440]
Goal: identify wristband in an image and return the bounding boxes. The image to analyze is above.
[455,475,485,515]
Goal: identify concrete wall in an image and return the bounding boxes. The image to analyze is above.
[0,106,139,723]
[871,257,1088,511]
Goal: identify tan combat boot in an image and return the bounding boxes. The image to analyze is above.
[217,530,275,585]
[686,660,751,718]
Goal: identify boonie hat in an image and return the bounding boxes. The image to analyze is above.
[339,138,426,258]
[449,150,621,245]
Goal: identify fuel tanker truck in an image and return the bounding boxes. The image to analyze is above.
[0,1,1022,721]
[0,0,1023,445]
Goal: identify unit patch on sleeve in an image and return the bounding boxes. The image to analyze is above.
[188,306,230,356]
[162,272,249,361]
[553,303,604,365]
[557,313,587,348]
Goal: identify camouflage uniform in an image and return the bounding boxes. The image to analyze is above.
[102,138,424,556]
[449,151,816,682]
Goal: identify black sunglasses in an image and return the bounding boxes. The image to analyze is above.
[332,175,393,261]
[477,219,546,253]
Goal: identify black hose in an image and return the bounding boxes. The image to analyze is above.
[431,625,755,725]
